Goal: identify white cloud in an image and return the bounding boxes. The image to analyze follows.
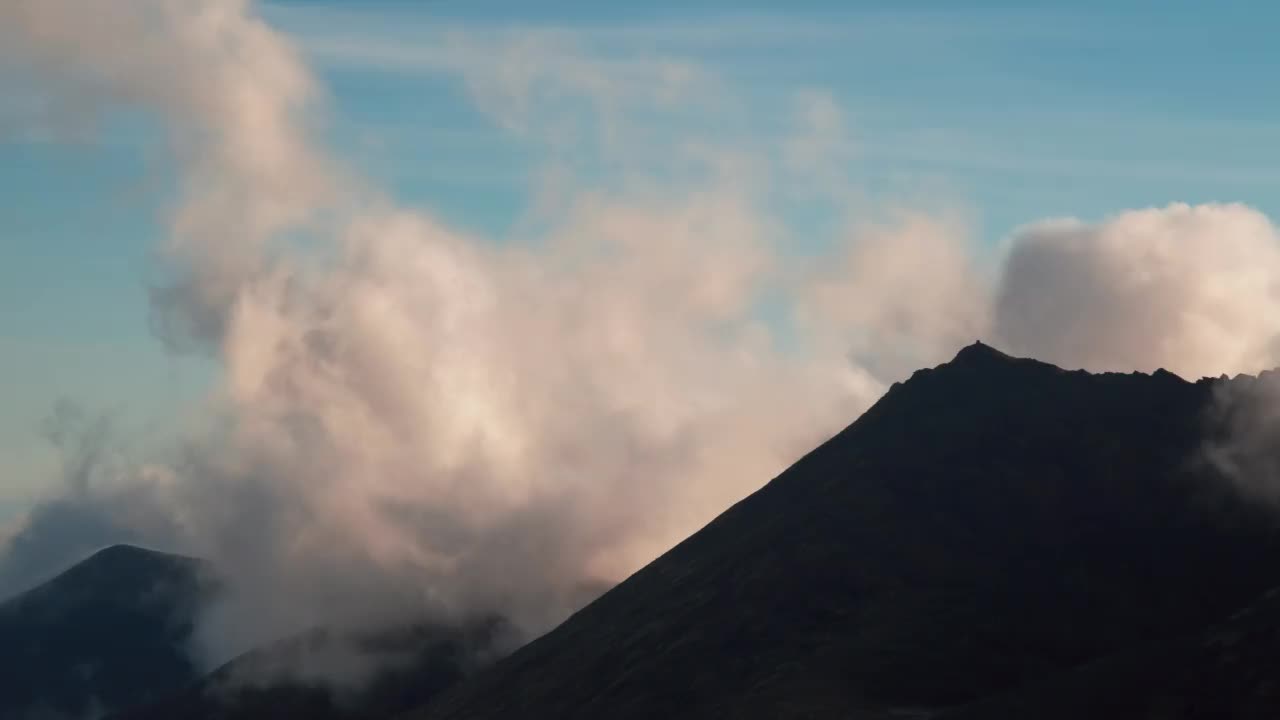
[995,203,1280,378]
[0,0,979,673]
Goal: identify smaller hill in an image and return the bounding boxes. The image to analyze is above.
[110,616,520,720]
[0,544,215,718]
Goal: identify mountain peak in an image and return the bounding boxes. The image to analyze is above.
[85,543,189,565]
[949,340,1017,367]
[59,544,203,584]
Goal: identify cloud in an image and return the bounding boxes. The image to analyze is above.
[995,203,1280,378]
[0,0,978,675]
[1201,372,1280,508]
[294,25,722,153]
[0,0,342,352]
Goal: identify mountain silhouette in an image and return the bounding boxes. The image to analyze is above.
[0,544,214,718]
[404,342,1280,719]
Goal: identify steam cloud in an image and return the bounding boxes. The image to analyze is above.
[5,0,1280,680]
[0,0,938,662]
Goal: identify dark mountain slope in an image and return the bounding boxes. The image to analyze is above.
[0,544,214,718]
[939,582,1280,720]
[112,616,517,720]
[411,342,1280,719]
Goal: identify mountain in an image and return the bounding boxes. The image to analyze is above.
[111,616,518,720]
[407,342,1280,719]
[0,544,214,719]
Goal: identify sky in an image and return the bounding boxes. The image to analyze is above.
[3,1,1280,566]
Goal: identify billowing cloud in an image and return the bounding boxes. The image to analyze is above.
[0,0,980,672]
[0,0,341,351]
[995,203,1280,378]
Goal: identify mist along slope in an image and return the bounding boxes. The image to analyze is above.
[110,617,518,720]
[0,544,213,719]
[108,585,612,720]
[410,342,1280,720]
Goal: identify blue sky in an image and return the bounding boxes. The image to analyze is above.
[3,0,1280,518]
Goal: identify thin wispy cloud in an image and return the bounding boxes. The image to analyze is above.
[262,2,1081,51]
